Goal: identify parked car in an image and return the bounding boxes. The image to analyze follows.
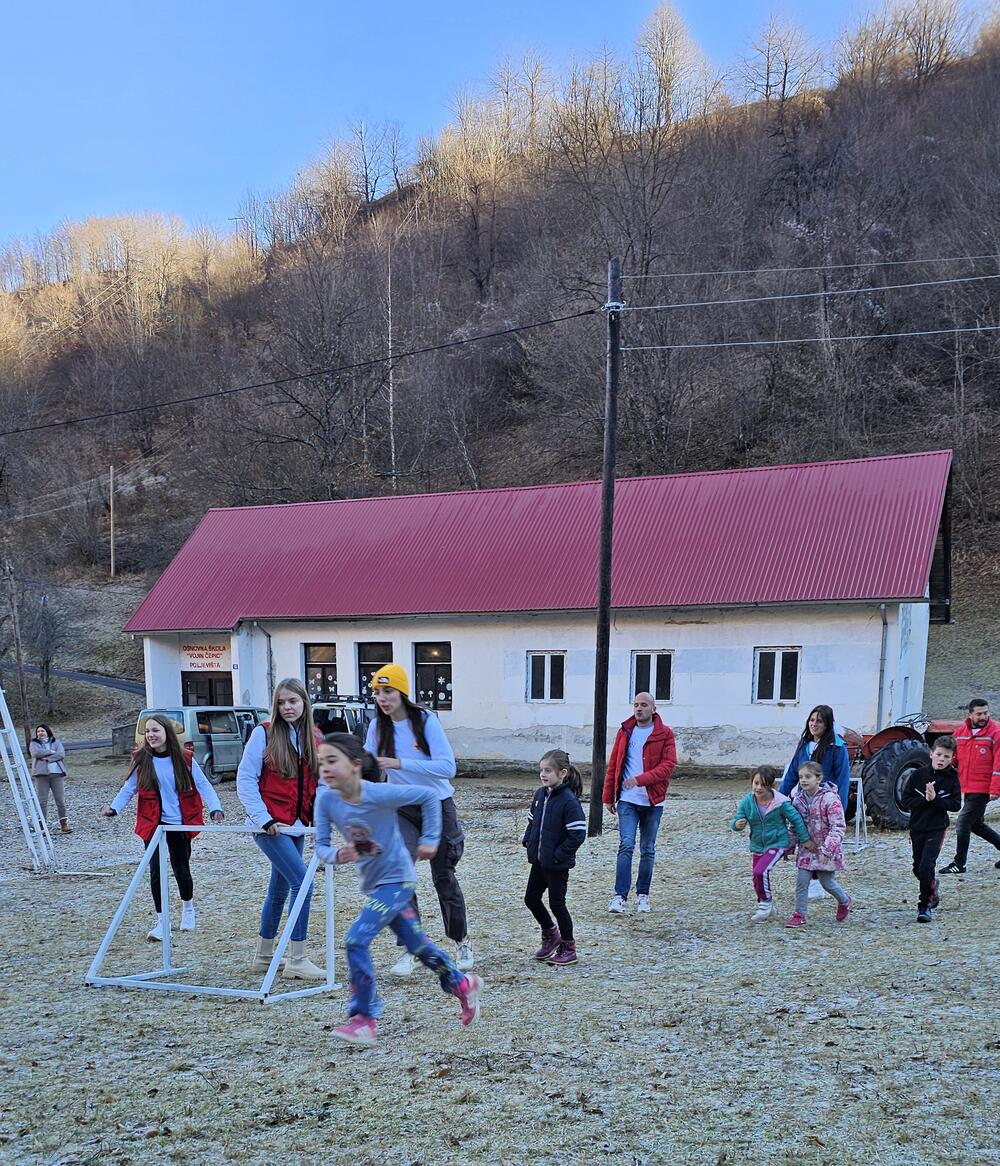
[311,695,373,742]
[133,706,268,784]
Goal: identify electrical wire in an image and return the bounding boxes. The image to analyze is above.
[0,307,599,439]
[620,253,1000,280]
[620,273,1000,313]
[621,324,1000,352]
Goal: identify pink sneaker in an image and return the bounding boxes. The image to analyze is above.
[457,974,484,1027]
[332,1015,378,1046]
[835,897,852,922]
[785,911,808,928]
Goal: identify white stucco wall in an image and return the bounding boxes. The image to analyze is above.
[138,601,930,767]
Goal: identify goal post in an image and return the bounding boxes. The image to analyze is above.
[85,824,340,1004]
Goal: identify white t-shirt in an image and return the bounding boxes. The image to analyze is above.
[619,722,655,807]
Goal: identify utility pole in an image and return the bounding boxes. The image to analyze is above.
[386,240,398,492]
[589,257,623,837]
[109,464,116,578]
[3,559,32,746]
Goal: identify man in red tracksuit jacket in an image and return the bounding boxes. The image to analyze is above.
[602,693,677,914]
[940,697,1000,873]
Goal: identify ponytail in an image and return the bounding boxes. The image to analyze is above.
[322,732,385,783]
[540,749,584,797]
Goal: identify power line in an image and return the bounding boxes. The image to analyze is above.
[622,324,1000,353]
[621,253,1000,281]
[621,273,1000,313]
[0,308,599,439]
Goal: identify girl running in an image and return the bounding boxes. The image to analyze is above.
[363,664,474,975]
[101,714,223,939]
[237,678,325,980]
[731,765,808,922]
[786,761,851,927]
[314,732,483,1047]
[521,749,587,966]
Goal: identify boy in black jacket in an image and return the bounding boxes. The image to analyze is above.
[901,736,962,922]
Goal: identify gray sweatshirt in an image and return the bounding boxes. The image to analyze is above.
[314,783,442,894]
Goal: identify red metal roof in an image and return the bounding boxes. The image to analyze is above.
[124,450,953,632]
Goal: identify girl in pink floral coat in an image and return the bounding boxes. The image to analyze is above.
[786,762,852,928]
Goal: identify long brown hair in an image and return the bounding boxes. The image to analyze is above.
[264,678,319,776]
[375,692,431,758]
[131,714,193,793]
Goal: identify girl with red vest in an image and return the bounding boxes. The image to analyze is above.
[236,677,326,980]
[101,714,223,941]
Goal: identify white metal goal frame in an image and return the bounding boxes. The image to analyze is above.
[85,823,340,1003]
[1,684,56,873]
[851,772,869,853]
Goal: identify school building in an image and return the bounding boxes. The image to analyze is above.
[123,450,952,766]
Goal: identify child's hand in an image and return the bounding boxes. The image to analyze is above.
[733,818,748,830]
[415,843,438,860]
[924,782,936,801]
[99,805,115,818]
[800,840,816,852]
[210,810,225,823]
[337,844,360,863]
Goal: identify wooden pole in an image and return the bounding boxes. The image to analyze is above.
[4,559,33,746]
[588,258,622,837]
[109,464,116,578]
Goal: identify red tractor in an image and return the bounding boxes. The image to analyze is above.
[843,714,961,830]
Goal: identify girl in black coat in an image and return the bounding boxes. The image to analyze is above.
[521,749,587,966]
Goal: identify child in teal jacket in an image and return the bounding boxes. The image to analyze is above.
[731,765,808,923]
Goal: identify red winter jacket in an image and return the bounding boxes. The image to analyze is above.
[135,783,203,844]
[603,714,677,808]
[953,717,1000,796]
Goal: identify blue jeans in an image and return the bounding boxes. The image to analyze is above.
[615,802,664,898]
[253,832,312,942]
[344,882,465,1019]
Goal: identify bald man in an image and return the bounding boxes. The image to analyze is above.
[602,693,677,913]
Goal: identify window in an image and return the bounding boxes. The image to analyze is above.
[357,642,393,693]
[182,673,233,706]
[631,651,673,702]
[753,647,800,703]
[527,652,565,701]
[196,711,239,736]
[304,644,338,702]
[414,642,452,710]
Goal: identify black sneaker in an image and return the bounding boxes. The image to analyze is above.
[939,862,966,874]
[917,908,932,922]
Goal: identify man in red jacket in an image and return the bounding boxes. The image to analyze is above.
[940,698,1000,874]
[602,693,677,914]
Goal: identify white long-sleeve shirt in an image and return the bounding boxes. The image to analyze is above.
[111,755,221,821]
[364,711,457,798]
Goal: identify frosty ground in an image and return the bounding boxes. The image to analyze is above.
[2,757,999,1166]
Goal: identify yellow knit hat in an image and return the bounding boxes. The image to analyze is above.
[370,663,409,696]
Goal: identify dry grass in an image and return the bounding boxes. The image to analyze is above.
[2,760,999,1166]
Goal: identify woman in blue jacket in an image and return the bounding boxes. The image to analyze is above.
[779,705,851,809]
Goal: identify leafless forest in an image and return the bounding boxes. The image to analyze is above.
[2,0,1000,586]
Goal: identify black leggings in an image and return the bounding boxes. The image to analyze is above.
[145,832,193,912]
[524,863,573,940]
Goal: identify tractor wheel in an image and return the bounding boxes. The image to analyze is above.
[862,739,929,830]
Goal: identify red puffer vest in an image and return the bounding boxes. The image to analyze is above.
[257,722,324,826]
[134,783,203,843]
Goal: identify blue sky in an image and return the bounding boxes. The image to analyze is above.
[3,0,862,244]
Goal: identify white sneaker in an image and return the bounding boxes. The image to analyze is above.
[180,901,196,931]
[637,895,651,913]
[390,952,417,977]
[147,914,166,942]
[751,901,773,923]
[807,879,826,901]
[608,895,627,913]
[456,940,474,971]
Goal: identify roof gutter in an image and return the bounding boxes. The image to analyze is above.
[875,603,889,729]
[253,621,274,696]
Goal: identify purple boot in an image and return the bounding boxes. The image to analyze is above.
[546,939,578,966]
[534,925,561,960]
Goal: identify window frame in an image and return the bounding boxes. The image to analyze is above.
[356,642,394,694]
[413,641,453,711]
[629,650,674,703]
[752,646,801,705]
[304,643,338,702]
[526,651,567,703]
